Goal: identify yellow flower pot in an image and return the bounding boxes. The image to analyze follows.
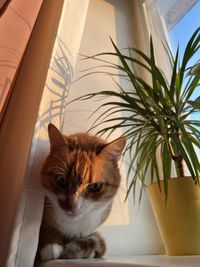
[148,177,200,255]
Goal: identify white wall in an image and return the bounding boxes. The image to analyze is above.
[63,0,164,256]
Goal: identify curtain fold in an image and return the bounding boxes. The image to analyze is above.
[0,1,44,266]
[0,0,43,122]
[143,0,172,80]
[3,1,64,266]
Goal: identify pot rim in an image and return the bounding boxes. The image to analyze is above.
[148,176,199,188]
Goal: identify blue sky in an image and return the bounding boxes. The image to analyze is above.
[169,0,200,102]
[169,1,200,55]
[168,1,200,156]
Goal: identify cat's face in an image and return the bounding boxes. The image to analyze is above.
[41,124,126,219]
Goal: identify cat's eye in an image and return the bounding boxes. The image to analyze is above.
[87,182,104,194]
[55,174,68,188]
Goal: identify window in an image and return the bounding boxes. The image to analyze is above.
[168,1,200,136]
[168,1,200,159]
[143,0,200,158]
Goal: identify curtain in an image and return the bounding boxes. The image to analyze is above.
[0,0,43,266]
[5,0,89,267]
[0,0,43,122]
[143,0,173,80]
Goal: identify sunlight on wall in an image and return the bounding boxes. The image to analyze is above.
[63,0,130,226]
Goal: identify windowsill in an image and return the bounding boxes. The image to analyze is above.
[36,255,200,267]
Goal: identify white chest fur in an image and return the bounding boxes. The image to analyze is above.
[52,200,112,238]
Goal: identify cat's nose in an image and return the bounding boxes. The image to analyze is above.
[59,195,82,214]
[68,201,77,213]
[69,195,83,213]
[58,197,76,213]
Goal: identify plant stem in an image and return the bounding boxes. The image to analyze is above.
[174,155,185,177]
[168,134,185,178]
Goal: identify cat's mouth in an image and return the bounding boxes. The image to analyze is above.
[64,209,85,220]
[65,211,79,217]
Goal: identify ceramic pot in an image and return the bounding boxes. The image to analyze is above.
[148,177,200,255]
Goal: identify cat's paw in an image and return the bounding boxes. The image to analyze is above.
[91,232,106,258]
[40,243,64,261]
[63,241,87,259]
[62,232,106,259]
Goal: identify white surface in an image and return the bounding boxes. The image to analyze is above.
[35,255,200,267]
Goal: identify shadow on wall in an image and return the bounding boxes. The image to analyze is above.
[35,36,73,134]
[25,37,73,190]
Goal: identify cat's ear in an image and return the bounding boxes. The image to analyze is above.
[100,137,126,161]
[48,123,66,151]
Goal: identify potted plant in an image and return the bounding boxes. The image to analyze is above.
[78,27,200,255]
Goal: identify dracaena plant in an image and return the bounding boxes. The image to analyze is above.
[78,28,200,199]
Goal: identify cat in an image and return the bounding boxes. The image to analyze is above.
[38,123,126,261]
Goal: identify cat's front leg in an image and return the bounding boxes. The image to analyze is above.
[62,232,106,259]
[39,225,64,261]
[40,243,64,261]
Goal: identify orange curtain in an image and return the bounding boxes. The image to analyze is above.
[0,0,43,122]
[0,0,43,265]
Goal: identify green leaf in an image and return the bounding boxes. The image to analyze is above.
[188,96,200,109]
[161,142,172,197]
[189,63,200,76]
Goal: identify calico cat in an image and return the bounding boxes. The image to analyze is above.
[38,124,126,261]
